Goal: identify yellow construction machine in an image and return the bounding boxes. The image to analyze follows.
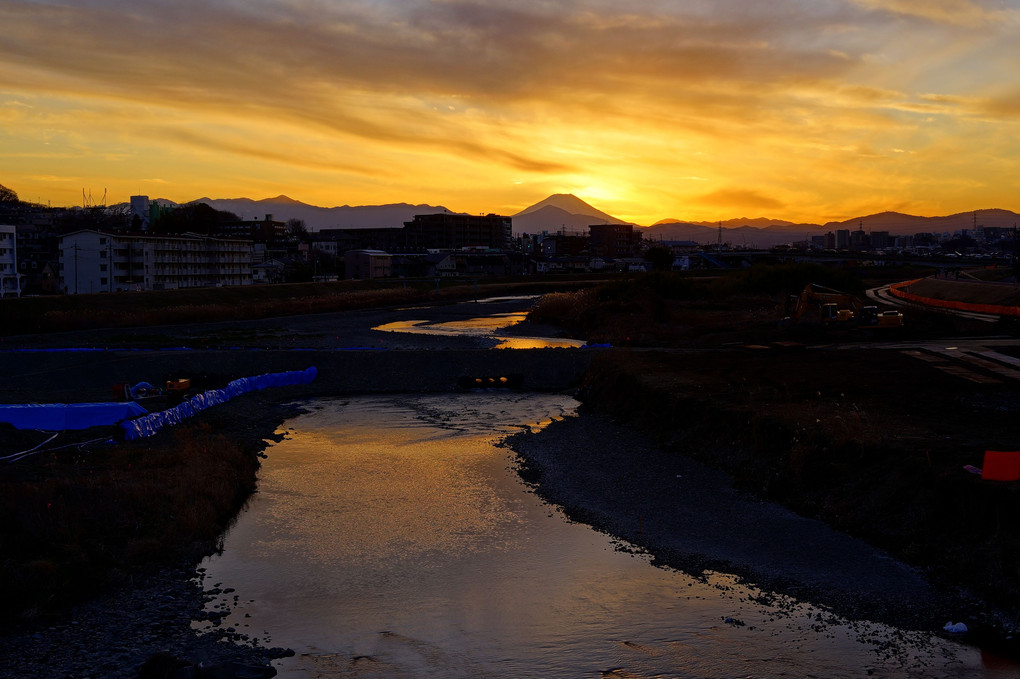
[785,283,862,325]
[784,283,904,328]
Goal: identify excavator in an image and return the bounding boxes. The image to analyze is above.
[784,283,903,328]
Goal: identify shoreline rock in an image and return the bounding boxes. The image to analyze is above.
[0,558,292,679]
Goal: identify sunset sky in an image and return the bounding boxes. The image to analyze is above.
[1,0,1019,224]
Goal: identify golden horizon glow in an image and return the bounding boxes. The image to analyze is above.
[2,0,1020,225]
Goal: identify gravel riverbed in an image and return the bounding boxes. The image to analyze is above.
[0,559,294,679]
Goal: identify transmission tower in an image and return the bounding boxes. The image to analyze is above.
[82,188,108,208]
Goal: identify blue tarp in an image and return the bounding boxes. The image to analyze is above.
[0,402,150,431]
[121,366,317,441]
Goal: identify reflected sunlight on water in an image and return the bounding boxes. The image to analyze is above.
[373,312,527,337]
[372,310,587,348]
[494,336,587,349]
[198,394,998,679]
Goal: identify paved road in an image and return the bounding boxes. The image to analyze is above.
[867,283,1002,322]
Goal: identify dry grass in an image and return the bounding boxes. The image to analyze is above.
[0,423,260,623]
[1,278,600,337]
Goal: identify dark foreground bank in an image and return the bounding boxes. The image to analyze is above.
[0,394,301,679]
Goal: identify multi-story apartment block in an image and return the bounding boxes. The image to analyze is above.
[402,213,512,251]
[589,223,638,258]
[59,230,252,294]
[835,229,851,250]
[320,213,514,254]
[216,214,288,242]
[0,224,21,297]
[869,231,891,249]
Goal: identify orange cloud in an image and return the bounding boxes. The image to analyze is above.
[697,189,785,212]
[0,0,1018,222]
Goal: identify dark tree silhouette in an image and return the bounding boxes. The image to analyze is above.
[0,183,19,204]
[56,205,132,233]
[152,203,239,235]
[941,236,977,253]
[643,245,675,271]
[287,218,309,239]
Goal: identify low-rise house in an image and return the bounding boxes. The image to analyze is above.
[252,258,287,284]
[453,252,529,277]
[425,252,457,277]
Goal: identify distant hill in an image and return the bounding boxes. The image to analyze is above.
[186,196,457,231]
[655,217,797,229]
[644,221,825,249]
[648,209,1020,248]
[822,209,1020,235]
[141,193,1019,246]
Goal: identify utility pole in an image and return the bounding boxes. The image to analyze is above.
[1012,224,1019,287]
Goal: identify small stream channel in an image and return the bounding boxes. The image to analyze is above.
[196,393,1000,678]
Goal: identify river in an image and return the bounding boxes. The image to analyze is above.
[196,392,1003,678]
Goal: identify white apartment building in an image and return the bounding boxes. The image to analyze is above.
[59,230,253,294]
[0,224,21,297]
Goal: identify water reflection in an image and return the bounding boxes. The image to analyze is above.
[372,313,587,349]
[198,394,995,678]
[494,336,587,349]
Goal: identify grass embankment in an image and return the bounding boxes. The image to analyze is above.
[528,262,966,346]
[0,277,598,336]
[527,264,1020,627]
[0,405,283,625]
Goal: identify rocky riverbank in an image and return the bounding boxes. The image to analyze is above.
[0,556,295,679]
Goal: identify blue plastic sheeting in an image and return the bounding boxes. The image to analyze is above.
[121,366,317,441]
[0,402,150,431]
